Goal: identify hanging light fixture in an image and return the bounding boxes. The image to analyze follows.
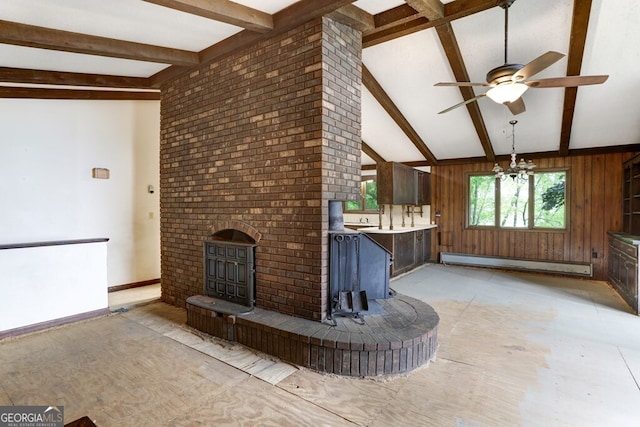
[485,82,528,104]
[491,120,535,180]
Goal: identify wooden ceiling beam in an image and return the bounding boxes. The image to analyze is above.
[431,143,640,167]
[559,0,592,156]
[142,0,273,33]
[364,0,499,48]
[372,5,424,34]
[435,23,495,161]
[362,65,438,165]
[362,141,386,163]
[405,0,444,20]
[0,87,160,100]
[152,0,355,86]
[272,0,356,29]
[328,5,375,32]
[0,67,153,89]
[0,20,199,66]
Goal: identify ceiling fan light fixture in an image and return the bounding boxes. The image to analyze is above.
[486,83,528,104]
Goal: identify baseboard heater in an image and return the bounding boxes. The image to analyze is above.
[440,252,593,277]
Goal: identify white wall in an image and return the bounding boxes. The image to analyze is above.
[0,99,160,287]
[0,241,108,331]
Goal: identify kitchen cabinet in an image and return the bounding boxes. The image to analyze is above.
[377,162,416,205]
[416,229,432,263]
[364,227,434,277]
[415,171,431,205]
[623,154,640,234]
[377,162,431,206]
[608,232,639,314]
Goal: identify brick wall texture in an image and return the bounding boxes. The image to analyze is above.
[160,17,362,321]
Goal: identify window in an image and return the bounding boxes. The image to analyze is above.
[468,170,567,230]
[345,179,379,212]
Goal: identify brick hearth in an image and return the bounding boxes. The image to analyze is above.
[186,293,439,377]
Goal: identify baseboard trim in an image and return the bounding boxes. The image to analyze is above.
[0,308,111,340]
[108,278,160,293]
[440,252,593,277]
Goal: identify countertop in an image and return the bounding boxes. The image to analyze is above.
[608,231,640,246]
[348,224,437,234]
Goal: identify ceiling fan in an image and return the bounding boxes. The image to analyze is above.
[435,0,608,115]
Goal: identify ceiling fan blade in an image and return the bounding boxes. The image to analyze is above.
[438,94,486,114]
[512,51,565,81]
[505,97,526,115]
[435,82,490,87]
[526,75,609,88]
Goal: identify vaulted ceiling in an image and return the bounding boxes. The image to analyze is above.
[1,0,638,168]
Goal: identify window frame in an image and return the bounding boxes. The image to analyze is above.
[344,176,379,213]
[466,167,569,231]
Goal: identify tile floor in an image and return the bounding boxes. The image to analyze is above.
[108,283,161,311]
[1,264,639,426]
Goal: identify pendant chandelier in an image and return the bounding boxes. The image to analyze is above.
[491,120,535,180]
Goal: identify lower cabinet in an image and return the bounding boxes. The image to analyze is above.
[608,233,639,314]
[365,229,432,277]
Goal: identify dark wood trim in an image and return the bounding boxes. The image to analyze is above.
[363,0,498,48]
[405,0,444,20]
[151,0,355,86]
[142,0,274,33]
[559,0,592,156]
[0,19,199,66]
[0,67,154,89]
[362,65,437,165]
[0,87,161,100]
[435,23,494,161]
[362,140,386,163]
[328,5,375,32]
[271,0,356,29]
[431,153,627,281]
[0,308,110,340]
[361,143,640,168]
[0,238,109,250]
[108,278,161,293]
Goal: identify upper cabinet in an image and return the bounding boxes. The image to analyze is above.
[623,154,640,235]
[376,162,431,205]
[415,170,431,205]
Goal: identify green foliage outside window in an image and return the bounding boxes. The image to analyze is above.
[345,180,378,212]
[534,173,566,228]
[468,175,495,226]
[468,171,566,229]
[500,178,529,227]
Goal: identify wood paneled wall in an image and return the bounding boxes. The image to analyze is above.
[431,153,633,280]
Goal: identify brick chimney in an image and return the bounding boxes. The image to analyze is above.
[159,17,362,321]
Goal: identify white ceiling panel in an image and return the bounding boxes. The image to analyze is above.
[233,0,299,14]
[361,88,424,164]
[361,152,374,165]
[1,0,241,51]
[450,0,573,156]
[0,0,637,163]
[354,0,406,15]
[571,0,640,148]
[0,44,169,77]
[364,27,485,160]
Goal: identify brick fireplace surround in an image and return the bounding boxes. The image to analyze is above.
[160,16,438,376]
